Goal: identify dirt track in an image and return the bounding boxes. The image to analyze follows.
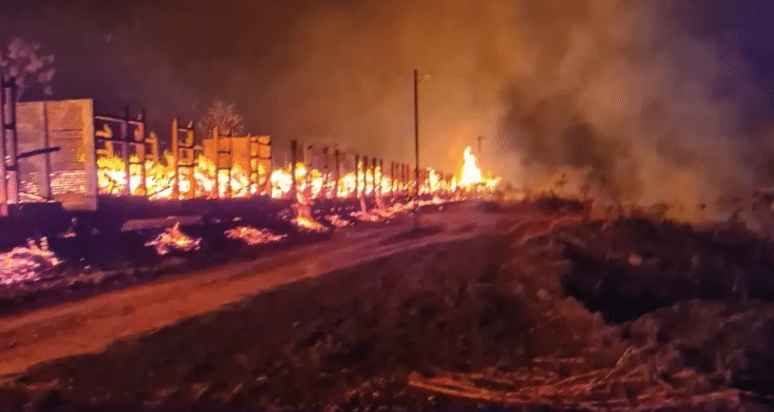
[4,200,770,411]
[0,203,525,377]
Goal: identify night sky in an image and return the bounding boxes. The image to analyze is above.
[3,0,774,210]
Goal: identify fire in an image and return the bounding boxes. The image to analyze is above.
[94,144,500,201]
[457,146,502,192]
[325,215,351,228]
[144,223,202,255]
[351,197,381,222]
[98,152,261,199]
[350,195,411,222]
[291,194,329,233]
[225,226,286,245]
[460,146,483,187]
[0,238,61,285]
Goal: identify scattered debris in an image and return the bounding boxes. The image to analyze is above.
[407,348,740,411]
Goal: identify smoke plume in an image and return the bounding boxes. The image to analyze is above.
[262,0,773,220]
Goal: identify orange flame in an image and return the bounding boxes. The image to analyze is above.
[0,237,61,285]
[325,215,351,228]
[225,226,286,245]
[291,193,329,233]
[96,146,500,201]
[144,223,202,255]
[460,146,483,187]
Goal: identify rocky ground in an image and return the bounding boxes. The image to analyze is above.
[0,199,773,411]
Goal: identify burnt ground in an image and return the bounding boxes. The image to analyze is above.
[0,200,453,318]
[0,200,773,411]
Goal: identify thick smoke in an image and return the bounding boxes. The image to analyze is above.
[4,0,774,220]
[492,1,763,220]
[264,0,771,220]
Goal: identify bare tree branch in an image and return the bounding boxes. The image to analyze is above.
[0,37,56,99]
[197,100,245,139]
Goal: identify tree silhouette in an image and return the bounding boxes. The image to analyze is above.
[0,37,55,100]
[197,100,245,139]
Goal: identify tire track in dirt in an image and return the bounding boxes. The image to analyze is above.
[0,206,516,376]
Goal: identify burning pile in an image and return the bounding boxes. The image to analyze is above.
[0,238,62,285]
[350,196,403,222]
[144,223,202,256]
[225,226,286,245]
[350,206,384,222]
[325,215,351,228]
[291,196,330,233]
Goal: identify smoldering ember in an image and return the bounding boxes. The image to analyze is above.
[3,2,774,412]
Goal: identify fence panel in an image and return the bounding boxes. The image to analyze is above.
[16,99,97,211]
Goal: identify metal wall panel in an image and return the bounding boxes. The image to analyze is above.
[16,99,97,211]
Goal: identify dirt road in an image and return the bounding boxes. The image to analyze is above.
[0,203,520,376]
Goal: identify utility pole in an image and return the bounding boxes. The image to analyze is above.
[477,135,484,157]
[413,69,420,230]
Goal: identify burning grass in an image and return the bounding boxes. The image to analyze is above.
[0,238,61,285]
[291,201,330,233]
[225,226,286,245]
[350,197,412,223]
[324,215,351,228]
[144,223,202,256]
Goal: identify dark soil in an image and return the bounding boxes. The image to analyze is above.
[623,300,774,397]
[2,207,774,411]
[0,199,455,319]
[558,218,774,322]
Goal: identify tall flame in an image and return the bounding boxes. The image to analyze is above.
[460,146,483,187]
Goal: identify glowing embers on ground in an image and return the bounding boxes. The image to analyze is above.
[291,195,330,233]
[225,226,286,245]
[0,238,62,285]
[350,196,410,222]
[144,223,202,256]
[325,215,351,228]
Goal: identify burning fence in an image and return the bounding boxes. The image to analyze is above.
[1,95,502,218]
[95,142,500,203]
[89,111,501,203]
